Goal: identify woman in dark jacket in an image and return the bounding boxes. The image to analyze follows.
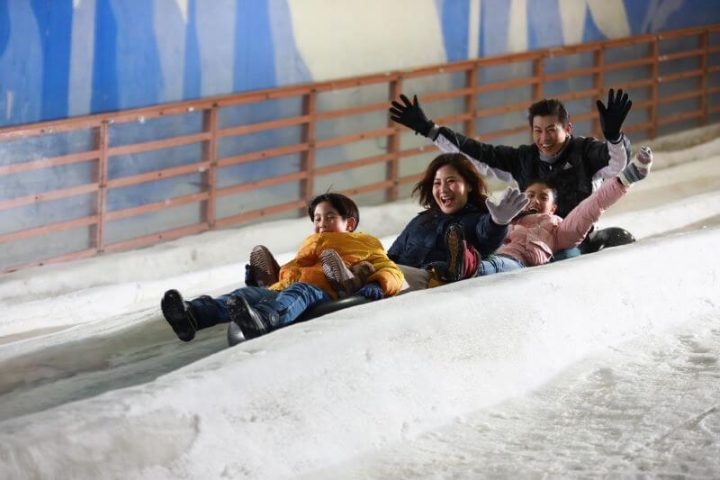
[388,153,527,290]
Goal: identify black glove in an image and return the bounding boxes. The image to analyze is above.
[596,88,632,142]
[244,264,258,287]
[389,94,434,137]
[355,282,385,300]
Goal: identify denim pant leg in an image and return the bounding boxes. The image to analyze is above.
[552,247,582,262]
[265,283,331,327]
[196,286,278,325]
[476,254,525,276]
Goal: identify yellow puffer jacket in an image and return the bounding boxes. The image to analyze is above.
[269,232,404,299]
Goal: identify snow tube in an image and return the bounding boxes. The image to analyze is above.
[227,296,371,346]
[581,227,636,253]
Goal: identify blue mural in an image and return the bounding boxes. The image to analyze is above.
[1,0,719,127]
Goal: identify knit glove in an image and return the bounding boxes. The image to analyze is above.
[596,88,632,142]
[244,264,258,287]
[486,187,529,225]
[389,94,434,137]
[618,146,653,187]
[356,282,385,300]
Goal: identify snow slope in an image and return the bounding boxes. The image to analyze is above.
[1,129,719,479]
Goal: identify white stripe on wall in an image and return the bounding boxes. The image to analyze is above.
[69,0,96,117]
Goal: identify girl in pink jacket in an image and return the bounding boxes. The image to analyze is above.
[442,146,653,281]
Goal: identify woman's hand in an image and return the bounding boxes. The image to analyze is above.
[486,188,529,225]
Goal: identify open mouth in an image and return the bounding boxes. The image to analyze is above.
[439,196,454,209]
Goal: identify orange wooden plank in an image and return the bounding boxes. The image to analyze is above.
[105,161,211,189]
[103,222,209,254]
[0,183,98,211]
[107,132,210,157]
[0,215,97,244]
[214,199,307,228]
[105,192,210,221]
[0,150,99,177]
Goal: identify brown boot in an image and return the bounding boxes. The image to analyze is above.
[320,249,357,298]
[249,245,280,287]
[442,224,465,283]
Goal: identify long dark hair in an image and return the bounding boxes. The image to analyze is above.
[307,192,360,230]
[412,153,489,212]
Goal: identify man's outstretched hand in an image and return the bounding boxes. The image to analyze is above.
[389,94,434,137]
[596,88,632,142]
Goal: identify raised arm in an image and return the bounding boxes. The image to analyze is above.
[389,93,522,183]
[589,89,633,181]
[555,146,653,250]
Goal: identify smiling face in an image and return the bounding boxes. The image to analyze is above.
[532,114,571,157]
[524,182,557,215]
[312,201,356,233]
[432,165,471,214]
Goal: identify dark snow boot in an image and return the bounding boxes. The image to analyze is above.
[227,295,278,340]
[161,289,197,342]
[320,249,373,298]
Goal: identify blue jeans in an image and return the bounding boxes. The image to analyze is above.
[552,247,582,262]
[188,283,330,330]
[476,254,525,276]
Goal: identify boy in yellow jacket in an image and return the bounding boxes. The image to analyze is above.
[161,193,404,342]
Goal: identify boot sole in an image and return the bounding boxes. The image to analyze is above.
[321,249,355,298]
[227,295,267,339]
[249,246,280,287]
[160,290,196,342]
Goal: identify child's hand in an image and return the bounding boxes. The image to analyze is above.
[486,188,529,225]
[618,146,653,186]
[356,282,385,300]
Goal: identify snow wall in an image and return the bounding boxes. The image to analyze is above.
[0,227,718,479]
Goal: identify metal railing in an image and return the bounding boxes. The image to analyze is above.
[1,24,719,273]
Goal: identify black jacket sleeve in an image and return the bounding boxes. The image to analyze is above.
[474,214,508,257]
[434,126,524,181]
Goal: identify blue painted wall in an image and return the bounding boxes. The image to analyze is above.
[1,0,719,127]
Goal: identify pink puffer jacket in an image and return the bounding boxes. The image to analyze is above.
[497,178,628,267]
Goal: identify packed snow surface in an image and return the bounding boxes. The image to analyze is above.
[1,128,719,479]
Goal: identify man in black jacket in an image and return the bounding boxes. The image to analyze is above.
[389,89,634,256]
